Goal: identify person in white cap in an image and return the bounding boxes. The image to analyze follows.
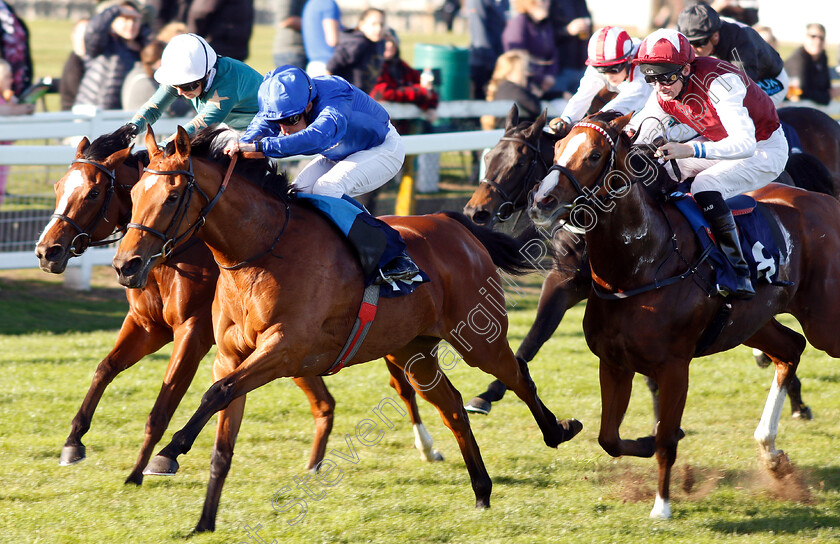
[550,26,652,136]
[126,32,262,141]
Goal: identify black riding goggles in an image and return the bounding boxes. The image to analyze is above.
[175,79,203,92]
[595,62,628,74]
[275,112,304,126]
[689,36,711,47]
[644,68,682,86]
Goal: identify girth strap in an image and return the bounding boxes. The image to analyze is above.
[322,283,380,376]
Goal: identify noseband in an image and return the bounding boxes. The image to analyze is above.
[539,122,618,212]
[51,158,127,256]
[480,135,550,223]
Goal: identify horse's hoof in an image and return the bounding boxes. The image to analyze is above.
[465,397,491,415]
[754,351,772,368]
[124,471,144,486]
[143,455,179,476]
[475,498,490,509]
[792,406,813,420]
[420,449,444,462]
[556,418,583,445]
[59,444,86,466]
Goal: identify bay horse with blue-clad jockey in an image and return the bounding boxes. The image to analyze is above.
[34,126,445,487]
[528,110,840,519]
[109,125,582,532]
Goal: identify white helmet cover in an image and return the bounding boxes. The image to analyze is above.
[154,33,218,86]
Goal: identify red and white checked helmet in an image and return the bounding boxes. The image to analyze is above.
[586,26,633,66]
[633,28,695,71]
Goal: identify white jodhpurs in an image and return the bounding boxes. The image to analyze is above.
[670,126,789,199]
[292,123,405,198]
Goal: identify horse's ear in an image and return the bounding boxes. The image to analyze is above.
[173,126,191,157]
[75,137,90,158]
[144,125,161,158]
[524,109,548,139]
[609,112,635,133]
[104,146,133,170]
[505,104,520,131]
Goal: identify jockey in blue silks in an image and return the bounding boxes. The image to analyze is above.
[223,64,419,286]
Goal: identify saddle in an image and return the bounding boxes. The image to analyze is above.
[671,192,791,296]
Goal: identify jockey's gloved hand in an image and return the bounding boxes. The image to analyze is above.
[124,123,139,137]
[548,117,570,137]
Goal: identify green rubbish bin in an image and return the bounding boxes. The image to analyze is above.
[413,44,470,102]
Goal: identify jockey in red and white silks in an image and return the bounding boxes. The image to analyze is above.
[626,28,788,300]
[556,26,653,129]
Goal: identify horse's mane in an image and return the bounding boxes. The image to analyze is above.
[84,124,146,171]
[170,126,292,201]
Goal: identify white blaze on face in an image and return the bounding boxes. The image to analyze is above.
[38,170,85,244]
[533,132,587,202]
[144,174,161,193]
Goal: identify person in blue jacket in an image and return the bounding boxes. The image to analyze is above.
[223,65,418,286]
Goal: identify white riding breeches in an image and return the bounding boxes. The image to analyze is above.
[292,123,405,198]
[669,126,789,199]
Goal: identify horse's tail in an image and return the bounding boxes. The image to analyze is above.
[785,152,836,197]
[440,211,541,275]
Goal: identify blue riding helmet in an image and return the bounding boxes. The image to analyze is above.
[256,65,319,121]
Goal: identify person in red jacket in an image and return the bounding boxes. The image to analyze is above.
[369,28,438,134]
[626,29,788,299]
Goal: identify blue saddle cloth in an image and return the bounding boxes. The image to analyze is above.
[296,193,429,298]
[671,192,788,296]
[780,120,802,154]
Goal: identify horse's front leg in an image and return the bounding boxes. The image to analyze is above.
[145,341,287,478]
[195,394,246,533]
[127,316,212,485]
[291,375,335,471]
[648,362,690,520]
[597,361,657,459]
[61,315,170,467]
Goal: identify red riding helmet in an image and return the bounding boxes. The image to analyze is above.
[633,28,695,75]
[585,26,633,66]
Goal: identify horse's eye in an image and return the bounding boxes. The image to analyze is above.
[589,152,602,162]
[165,193,180,203]
[86,189,100,200]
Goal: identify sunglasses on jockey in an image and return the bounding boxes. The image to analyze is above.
[688,36,711,48]
[594,61,629,75]
[643,66,684,86]
[175,78,204,92]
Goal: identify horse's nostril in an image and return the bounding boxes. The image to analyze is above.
[116,256,144,278]
[471,210,491,225]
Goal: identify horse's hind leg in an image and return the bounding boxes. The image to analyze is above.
[752,349,809,419]
[292,376,335,471]
[127,319,212,485]
[466,269,577,415]
[61,315,170,467]
[744,319,807,472]
[388,338,492,508]
[385,360,443,462]
[459,333,582,448]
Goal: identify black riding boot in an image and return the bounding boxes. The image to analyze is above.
[695,191,755,299]
[346,215,420,285]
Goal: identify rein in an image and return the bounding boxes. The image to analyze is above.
[480,135,550,223]
[52,158,132,256]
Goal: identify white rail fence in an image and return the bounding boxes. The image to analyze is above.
[0,100,537,288]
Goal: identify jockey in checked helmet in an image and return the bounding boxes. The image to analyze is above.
[549,26,652,136]
[625,28,788,299]
[223,65,419,286]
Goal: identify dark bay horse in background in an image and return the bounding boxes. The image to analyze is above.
[33,127,443,486]
[778,106,840,193]
[462,104,825,420]
[110,125,582,532]
[528,110,840,519]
